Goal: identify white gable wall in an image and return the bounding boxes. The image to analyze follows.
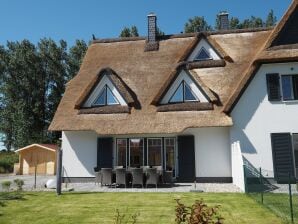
[62,131,98,177]
[161,70,209,104]
[187,39,221,61]
[231,62,298,189]
[83,75,127,107]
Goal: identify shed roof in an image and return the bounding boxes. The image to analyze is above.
[16,144,58,153]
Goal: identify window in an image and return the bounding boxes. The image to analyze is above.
[164,138,176,176]
[93,85,119,106]
[194,47,212,61]
[116,139,127,167]
[281,75,298,101]
[169,81,198,103]
[129,138,144,167]
[147,138,162,166]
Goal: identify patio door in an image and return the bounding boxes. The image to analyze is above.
[177,135,195,182]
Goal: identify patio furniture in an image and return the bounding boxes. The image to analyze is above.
[146,168,159,188]
[114,166,124,169]
[115,168,127,188]
[101,168,113,186]
[131,168,143,188]
[94,171,101,185]
[162,170,173,187]
[152,166,163,174]
[141,166,150,172]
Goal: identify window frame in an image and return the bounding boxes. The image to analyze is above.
[168,80,199,104]
[147,138,163,167]
[194,47,212,61]
[280,74,298,101]
[164,137,177,176]
[128,138,144,167]
[92,84,120,107]
[116,138,127,167]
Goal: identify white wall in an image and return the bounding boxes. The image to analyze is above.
[184,127,231,178]
[231,62,298,184]
[62,131,98,177]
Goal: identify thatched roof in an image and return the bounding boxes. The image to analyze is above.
[49,27,271,135]
[223,0,298,113]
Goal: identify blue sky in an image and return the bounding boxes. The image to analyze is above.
[0,0,292,46]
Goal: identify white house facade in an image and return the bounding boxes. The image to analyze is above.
[50,1,298,191]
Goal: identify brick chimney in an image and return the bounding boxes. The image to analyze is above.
[145,13,159,51]
[218,12,229,30]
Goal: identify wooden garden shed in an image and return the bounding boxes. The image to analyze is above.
[16,144,57,175]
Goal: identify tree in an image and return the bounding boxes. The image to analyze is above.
[156,26,165,36]
[0,39,87,150]
[184,16,212,33]
[266,9,277,27]
[119,26,139,37]
[130,26,139,37]
[67,40,88,79]
[229,17,241,29]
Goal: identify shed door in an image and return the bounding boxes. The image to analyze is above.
[271,133,295,183]
[177,135,195,182]
[97,138,113,169]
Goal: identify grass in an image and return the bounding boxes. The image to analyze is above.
[249,193,298,224]
[0,192,286,224]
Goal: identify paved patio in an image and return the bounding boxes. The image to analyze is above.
[2,174,296,193]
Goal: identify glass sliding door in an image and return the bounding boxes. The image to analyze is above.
[147,138,162,166]
[129,138,144,167]
[164,138,176,176]
[116,139,127,167]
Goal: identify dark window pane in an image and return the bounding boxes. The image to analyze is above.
[94,86,106,105]
[117,139,127,167]
[107,86,119,105]
[184,83,197,101]
[148,138,162,166]
[169,82,183,103]
[129,139,143,167]
[195,48,211,61]
[281,75,293,100]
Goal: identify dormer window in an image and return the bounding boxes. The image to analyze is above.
[169,81,198,103]
[93,85,119,106]
[194,47,212,61]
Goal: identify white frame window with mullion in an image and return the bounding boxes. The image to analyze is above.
[129,138,144,167]
[281,74,298,101]
[164,137,177,177]
[116,138,127,167]
[147,138,163,167]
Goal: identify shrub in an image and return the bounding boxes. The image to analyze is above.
[13,179,24,191]
[0,152,18,173]
[1,181,12,192]
[113,209,139,224]
[175,199,224,224]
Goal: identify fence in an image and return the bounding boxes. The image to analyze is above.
[243,164,298,223]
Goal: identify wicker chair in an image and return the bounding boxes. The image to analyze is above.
[101,168,113,186]
[146,168,159,188]
[94,171,101,185]
[115,168,127,188]
[162,170,173,187]
[131,168,144,188]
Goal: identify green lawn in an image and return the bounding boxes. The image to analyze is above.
[249,193,298,224]
[0,192,286,224]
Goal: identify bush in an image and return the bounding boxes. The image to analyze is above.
[113,209,139,224]
[13,179,24,191]
[175,199,224,224]
[0,151,18,173]
[1,181,12,192]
